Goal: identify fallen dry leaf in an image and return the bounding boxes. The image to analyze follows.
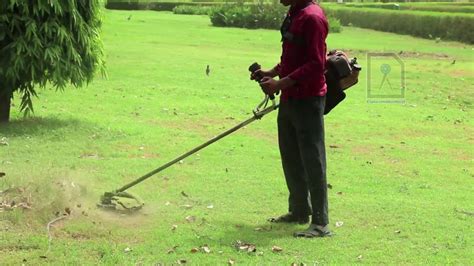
[198,218,208,226]
[177,259,187,265]
[207,204,214,209]
[336,191,343,195]
[185,216,196,222]
[0,172,5,178]
[0,137,8,146]
[124,247,132,253]
[181,191,189,197]
[181,204,193,209]
[79,153,99,159]
[228,259,235,265]
[65,207,71,215]
[201,245,211,254]
[190,247,199,253]
[171,225,178,231]
[272,246,283,252]
[234,241,256,253]
[167,246,178,254]
[335,221,344,228]
[17,203,31,210]
[357,255,363,260]
[395,230,401,234]
[165,201,171,206]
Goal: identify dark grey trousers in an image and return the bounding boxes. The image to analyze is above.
[277,96,328,225]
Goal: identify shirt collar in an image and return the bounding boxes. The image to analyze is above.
[289,1,313,15]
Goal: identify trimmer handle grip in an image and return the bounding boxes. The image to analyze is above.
[249,62,275,100]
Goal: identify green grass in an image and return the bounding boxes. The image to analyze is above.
[1,11,473,265]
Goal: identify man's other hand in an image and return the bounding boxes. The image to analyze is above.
[259,77,280,96]
[250,68,279,81]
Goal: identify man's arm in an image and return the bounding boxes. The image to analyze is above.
[259,75,296,95]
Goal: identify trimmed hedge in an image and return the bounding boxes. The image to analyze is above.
[210,3,342,32]
[323,6,474,43]
[343,3,474,13]
[106,1,222,11]
[173,5,214,15]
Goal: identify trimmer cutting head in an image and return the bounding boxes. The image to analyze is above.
[97,191,144,211]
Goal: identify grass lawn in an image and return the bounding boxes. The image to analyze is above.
[1,11,473,265]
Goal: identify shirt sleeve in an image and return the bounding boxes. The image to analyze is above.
[287,15,327,83]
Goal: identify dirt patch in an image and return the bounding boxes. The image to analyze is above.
[0,186,33,212]
[241,128,277,145]
[149,116,237,139]
[351,145,376,155]
[0,243,41,252]
[448,69,474,78]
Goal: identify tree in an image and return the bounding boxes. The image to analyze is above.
[0,0,105,123]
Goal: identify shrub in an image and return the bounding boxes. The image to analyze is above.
[344,2,474,13]
[173,5,214,15]
[210,2,342,32]
[323,6,474,44]
[106,1,223,11]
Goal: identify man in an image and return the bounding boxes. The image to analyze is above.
[252,0,330,237]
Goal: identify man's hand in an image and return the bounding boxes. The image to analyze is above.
[259,76,296,96]
[259,77,281,96]
[250,68,279,81]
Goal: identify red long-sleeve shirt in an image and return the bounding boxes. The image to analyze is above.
[277,2,328,101]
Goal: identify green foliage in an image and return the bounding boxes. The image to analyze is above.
[173,5,214,15]
[210,2,342,32]
[106,1,222,11]
[343,2,474,13]
[0,0,105,116]
[323,5,474,44]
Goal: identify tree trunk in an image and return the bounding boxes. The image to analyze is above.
[0,91,11,123]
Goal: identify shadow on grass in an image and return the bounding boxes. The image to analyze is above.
[211,220,305,248]
[0,116,91,137]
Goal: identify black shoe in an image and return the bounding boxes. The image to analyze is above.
[293,224,332,238]
[268,212,310,224]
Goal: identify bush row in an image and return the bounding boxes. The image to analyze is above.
[343,2,474,13]
[323,6,474,44]
[173,5,214,15]
[209,3,342,32]
[106,1,223,11]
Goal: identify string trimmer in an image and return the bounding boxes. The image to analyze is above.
[98,63,276,211]
[98,53,361,211]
